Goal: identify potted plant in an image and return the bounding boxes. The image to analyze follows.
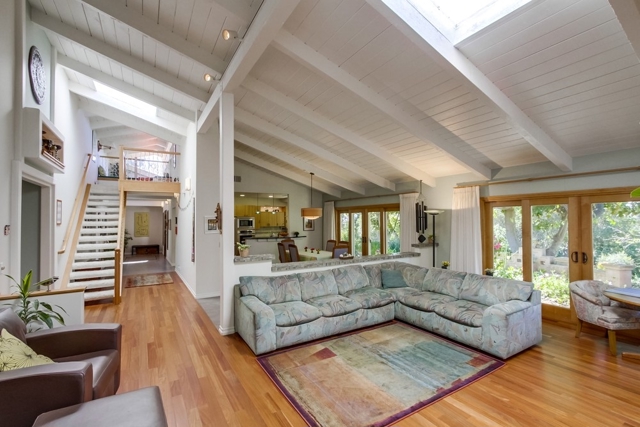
[237,242,250,257]
[484,268,494,276]
[428,235,434,244]
[123,229,133,254]
[441,261,450,269]
[4,270,67,332]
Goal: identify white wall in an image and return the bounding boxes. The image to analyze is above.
[24,6,52,118]
[175,123,197,293]
[124,206,164,249]
[52,67,95,279]
[0,1,16,294]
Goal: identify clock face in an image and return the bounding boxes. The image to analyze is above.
[28,46,46,105]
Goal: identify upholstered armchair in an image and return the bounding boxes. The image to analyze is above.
[0,308,122,427]
[570,280,640,356]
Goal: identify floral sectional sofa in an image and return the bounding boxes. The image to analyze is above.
[234,262,541,359]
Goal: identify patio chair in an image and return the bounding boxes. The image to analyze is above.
[570,280,640,356]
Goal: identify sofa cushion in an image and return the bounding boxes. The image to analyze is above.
[395,264,428,289]
[422,268,467,298]
[363,262,399,288]
[298,270,340,300]
[342,287,396,309]
[268,301,322,327]
[305,295,361,317]
[0,329,54,371]
[239,274,301,305]
[433,300,488,327]
[460,273,533,306]
[384,287,424,300]
[333,265,371,294]
[381,269,407,288]
[399,291,457,312]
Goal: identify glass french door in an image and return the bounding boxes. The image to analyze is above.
[336,205,400,256]
[484,189,639,322]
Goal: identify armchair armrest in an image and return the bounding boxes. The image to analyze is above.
[26,323,122,359]
[0,362,93,427]
[234,286,276,355]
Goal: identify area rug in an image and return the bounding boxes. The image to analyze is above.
[124,273,173,288]
[258,322,504,427]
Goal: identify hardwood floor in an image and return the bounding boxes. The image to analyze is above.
[86,274,640,427]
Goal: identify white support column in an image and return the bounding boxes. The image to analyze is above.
[219,92,235,335]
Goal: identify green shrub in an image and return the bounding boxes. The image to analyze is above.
[597,252,635,268]
[534,270,570,306]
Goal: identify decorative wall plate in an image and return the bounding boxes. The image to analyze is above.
[28,46,46,105]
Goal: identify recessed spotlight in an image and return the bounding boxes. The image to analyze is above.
[268,195,273,198]
[204,73,213,82]
[240,194,245,197]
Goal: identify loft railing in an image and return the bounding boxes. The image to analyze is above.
[118,147,180,182]
[114,191,126,305]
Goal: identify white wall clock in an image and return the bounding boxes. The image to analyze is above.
[28,46,46,105]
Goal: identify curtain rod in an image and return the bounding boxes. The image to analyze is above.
[456,166,640,188]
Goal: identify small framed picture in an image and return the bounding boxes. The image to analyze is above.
[56,199,62,225]
[303,218,314,231]
[205,216,219,234]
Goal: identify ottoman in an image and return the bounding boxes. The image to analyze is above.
[32,386,168,427]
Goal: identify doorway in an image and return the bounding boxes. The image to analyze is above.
[21,181,41,280]
[483,188,640,322]
[336,204,400,256]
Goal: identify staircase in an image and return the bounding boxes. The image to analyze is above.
[68,186,121,302]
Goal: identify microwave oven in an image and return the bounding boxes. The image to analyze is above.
[236,217,255,229]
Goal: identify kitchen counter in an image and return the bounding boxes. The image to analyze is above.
[246,235,307,241]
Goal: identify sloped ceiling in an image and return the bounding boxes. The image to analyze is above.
[30,0,640,196]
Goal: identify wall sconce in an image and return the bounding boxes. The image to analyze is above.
[222,29,242,41]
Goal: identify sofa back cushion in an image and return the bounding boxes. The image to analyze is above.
[460,273,533,306]
[239,274,301,305]
[333,265,371,294]
[395,264,428,289]
[363,262,398,288]
[422,268,467,298]
[297,270,339,301]
[0,308,27,344]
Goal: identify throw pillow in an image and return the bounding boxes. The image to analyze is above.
[381,269,407,288]
[0,329,54,372]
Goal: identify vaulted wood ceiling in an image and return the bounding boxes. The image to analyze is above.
[31,0,640,197]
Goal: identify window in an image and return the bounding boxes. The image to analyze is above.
[335,204,400,256]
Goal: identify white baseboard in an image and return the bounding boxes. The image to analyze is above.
[175,270,196,298]
[196,292,220,299]
[218,325,235,335]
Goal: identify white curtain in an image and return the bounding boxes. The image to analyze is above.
[323,201,335,243]
[451,186,482,274]
[400,193,418,252]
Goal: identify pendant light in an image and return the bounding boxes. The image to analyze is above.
[301,172,322,220]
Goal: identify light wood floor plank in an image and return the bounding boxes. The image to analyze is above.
[86,273,640,427]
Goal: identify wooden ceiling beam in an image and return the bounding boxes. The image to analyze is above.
[235,131,366,194]
[242,77,437,187]
[367,0,573,172]
[236,108,396,191]
[31,8,209,103]
[80,0,228,75]
[235,150,342,197]
[197,0,301,133]
[58,56,195,121]
[272,30,492,179]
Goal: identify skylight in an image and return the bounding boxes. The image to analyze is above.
[406,0,533,45]
[94,81,157,116]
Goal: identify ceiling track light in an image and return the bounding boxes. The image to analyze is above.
[203,73,220,83]
[222,29,243,41]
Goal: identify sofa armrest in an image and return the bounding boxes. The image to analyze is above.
[481,300,542,359]
[0,362,93,427]
[26,324,122,359]
[234,287,276,355]
[529,289,541,305]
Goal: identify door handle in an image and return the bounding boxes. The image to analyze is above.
[571,251,578,263]
[582,252,588,264]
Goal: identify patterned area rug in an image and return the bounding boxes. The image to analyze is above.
[258,322,504,427]
[124,273,173,288]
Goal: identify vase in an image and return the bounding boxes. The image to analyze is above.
[240,249,249,257]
